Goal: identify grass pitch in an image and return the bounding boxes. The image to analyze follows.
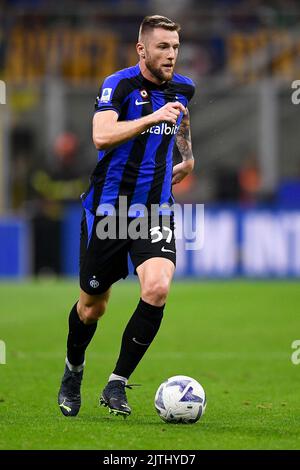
[0,279,299,450]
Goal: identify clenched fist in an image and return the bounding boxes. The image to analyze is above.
[150,101,187,125]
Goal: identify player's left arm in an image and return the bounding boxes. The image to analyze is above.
[172,109,194,185]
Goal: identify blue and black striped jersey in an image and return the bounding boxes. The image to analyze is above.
[82,63,195,216]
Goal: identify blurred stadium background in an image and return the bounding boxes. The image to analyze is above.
[1,0,300,279]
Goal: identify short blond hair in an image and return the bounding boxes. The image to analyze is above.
[138,15,181,41]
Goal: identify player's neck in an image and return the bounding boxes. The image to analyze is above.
[139,61,166,86]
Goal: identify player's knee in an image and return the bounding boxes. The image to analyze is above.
[142,279,170,305]
[78,301,107,325]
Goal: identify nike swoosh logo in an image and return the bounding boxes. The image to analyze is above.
[133,337,150,346]
[59,400,71,412]
[135,99,150,106]
[161,246,175,253]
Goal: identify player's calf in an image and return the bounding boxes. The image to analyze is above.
[77,298,108,324]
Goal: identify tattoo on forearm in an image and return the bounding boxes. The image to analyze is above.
[176,110,194,161]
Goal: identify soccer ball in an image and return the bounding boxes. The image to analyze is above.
[154,375,206,424]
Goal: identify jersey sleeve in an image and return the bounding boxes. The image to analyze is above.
[173,74,196,105]
[94,74,128,116]
[184,77,196,103]
[187,83,196,103]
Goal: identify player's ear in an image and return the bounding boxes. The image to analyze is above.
[136,42,145,59]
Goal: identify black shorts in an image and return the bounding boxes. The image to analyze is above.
[80,211,176,295]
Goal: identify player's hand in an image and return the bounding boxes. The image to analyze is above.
[171,159,194,185]
[150,102,187,125]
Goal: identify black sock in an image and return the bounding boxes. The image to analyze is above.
[66,302,98,366]
[113,298,165,379]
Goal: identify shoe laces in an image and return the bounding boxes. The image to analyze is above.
[126,383,141,390]
[108,381,140,400]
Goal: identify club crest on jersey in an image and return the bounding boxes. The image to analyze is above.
[140,89,149,99]
[100,88,112,103]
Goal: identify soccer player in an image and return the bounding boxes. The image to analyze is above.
[58,15,195,417]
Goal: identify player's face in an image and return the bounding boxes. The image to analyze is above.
[143,28,180,83]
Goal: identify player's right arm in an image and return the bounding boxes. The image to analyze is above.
[92,75,185,150]
[93,102,186,150]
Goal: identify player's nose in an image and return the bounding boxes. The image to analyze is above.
[167,48,175,60]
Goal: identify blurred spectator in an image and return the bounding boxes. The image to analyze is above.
[31,132,86,204]
[10,123,35,209]
[215,166,240,202]
[29,131,88,276]
[238,154,261,204]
